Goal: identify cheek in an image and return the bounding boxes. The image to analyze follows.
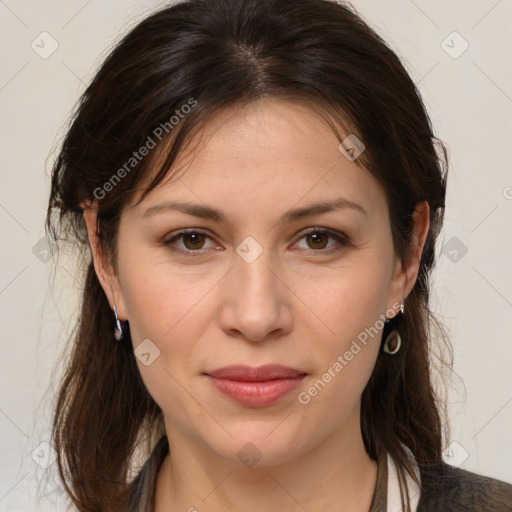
[120,263,211,417]
[117,243,214,342]
[297,249,393,341]
[295,283,385,431]
[117,250,220,399]
[294,250,392,400]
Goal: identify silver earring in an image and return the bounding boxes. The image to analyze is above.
[382,300,404,354]
[383,330,401,354]
[113,304,124,341]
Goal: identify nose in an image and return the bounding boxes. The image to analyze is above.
[218,243,293,343]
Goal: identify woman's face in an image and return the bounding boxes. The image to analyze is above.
[98,99,414,466]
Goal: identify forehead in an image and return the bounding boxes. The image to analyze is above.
[129,98,386,223]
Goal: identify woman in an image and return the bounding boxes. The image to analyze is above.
[45,0,512,510]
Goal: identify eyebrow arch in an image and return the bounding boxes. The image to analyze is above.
[142,197,368,225]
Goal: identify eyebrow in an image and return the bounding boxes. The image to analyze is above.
[142,197,368,225]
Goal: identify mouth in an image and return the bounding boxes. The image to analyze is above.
[204,364,308,407]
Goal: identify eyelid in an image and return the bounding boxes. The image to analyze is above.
[161,227,350,255]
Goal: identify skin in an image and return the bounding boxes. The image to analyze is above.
[83,98,429,511]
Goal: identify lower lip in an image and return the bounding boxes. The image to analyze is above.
[207,375,306,407]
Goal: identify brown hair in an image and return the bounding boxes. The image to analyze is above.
[45,0,450,510]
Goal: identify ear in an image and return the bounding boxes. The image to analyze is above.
[387,201,430,314]
[81,200,128,320]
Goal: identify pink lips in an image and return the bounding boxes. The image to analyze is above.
[205,364,307,407]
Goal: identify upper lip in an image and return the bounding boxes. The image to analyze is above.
[205,364,307,381]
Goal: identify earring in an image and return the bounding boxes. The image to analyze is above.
[382,300,404,355]
[383,330,401,354]
[113,304,124,341]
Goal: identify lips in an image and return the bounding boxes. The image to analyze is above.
[205,365,307,407]
[206,364,307,381]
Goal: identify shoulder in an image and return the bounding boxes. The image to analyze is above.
[417,462,512,512]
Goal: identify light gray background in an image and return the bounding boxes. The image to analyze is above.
[1,0,511,510]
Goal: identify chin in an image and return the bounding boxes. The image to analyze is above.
[207,425,310,468]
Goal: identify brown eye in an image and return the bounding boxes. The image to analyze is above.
[162,229,216,256]
[181,232,206,250]
[296,228,349,252]
[306,231,329,250]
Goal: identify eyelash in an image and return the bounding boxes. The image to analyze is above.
[161,228,350,257]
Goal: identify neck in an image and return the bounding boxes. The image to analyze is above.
[155,408,378,512]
